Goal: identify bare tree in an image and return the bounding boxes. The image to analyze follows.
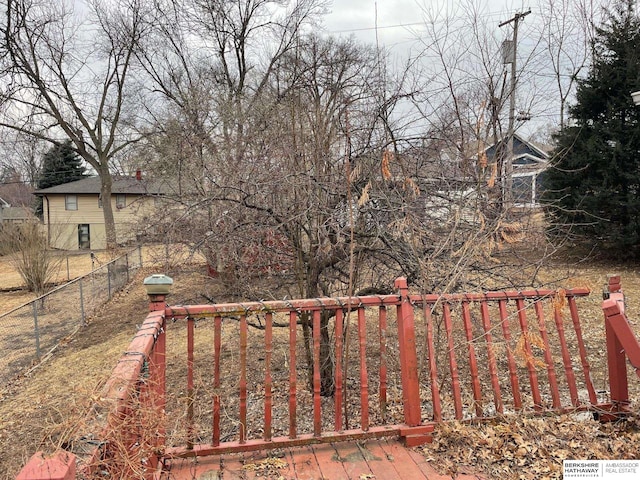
[0,0,152,249]
[0,130,45,186]
[533,0,612,131]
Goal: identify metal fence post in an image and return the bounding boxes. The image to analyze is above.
[107,263,112,299]
[79,278,86,326]
[32,302,41,360]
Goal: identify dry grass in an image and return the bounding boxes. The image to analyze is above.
[1,255,639,479]
[0,244,206,313]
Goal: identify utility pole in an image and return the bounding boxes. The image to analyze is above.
[499,9,530,213]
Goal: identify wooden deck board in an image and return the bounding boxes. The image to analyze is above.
[311,443,349,480]
[289,443,322,480]
[331,440,375,480]
[378,438,430,479]
[407,449,457,480]
[160,439,483,479]
[360,440,403,480]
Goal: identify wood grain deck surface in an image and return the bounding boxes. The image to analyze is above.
[158,438,486,480]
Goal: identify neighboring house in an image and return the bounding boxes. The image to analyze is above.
[0,196,31,224]
[34,174,168,250]
[483,133,550,207]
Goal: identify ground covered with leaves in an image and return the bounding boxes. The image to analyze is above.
[423,413,640,479]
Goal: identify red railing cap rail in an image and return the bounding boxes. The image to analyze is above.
[165,286,590,319]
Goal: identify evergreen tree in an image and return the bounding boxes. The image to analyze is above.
[542,0,640,257]
[35,141,86,217]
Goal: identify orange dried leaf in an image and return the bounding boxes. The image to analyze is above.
[381,149,392,180]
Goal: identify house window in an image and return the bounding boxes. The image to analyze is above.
[98,195,102,209]
[65,195,78,211]
[116,194,126,209]
[512,175,535,205]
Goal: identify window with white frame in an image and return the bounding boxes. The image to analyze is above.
[65,195,78,211]
[116,194,126,209]
[512,174,538,206]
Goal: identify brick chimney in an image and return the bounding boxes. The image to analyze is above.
[136,169,142,181]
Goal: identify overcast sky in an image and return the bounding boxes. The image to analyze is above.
[319,1,550,136]
[321,0,535,49]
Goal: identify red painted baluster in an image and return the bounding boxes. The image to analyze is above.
[264,312,273,442]
[515,298,542,410]
[379,306,388,421]
[313,310,322,437]
[461,300,483,417]
[187,316,195,450]
[498,299,522,410]
[358,306,369,431]
[479,300,503,414]
[213,315,221,446]
[568,296,597,404]
[334,309,344,432]
[534,301,560,408]
[553,304,579,406]
[443,302,463,419]
[289,310,297,439]
[239,314,248,444]
[424,302,442,422]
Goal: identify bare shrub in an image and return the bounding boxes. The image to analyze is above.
[0,221,61,295]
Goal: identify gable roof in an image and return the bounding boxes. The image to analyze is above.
[484,133,550,163]
[34,176,169,196]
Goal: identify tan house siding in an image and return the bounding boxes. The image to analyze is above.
[36,176,167,250]
[42,193,156,250]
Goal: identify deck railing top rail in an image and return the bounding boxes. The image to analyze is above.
[165,285,591,318]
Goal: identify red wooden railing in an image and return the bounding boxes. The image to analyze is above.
[16,275,640,479]
[601,275,640,418]
[156,278,601,461]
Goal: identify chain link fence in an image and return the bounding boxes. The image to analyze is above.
[0,247,143,387]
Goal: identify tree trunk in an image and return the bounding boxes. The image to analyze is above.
[319,311,335,397]
[305,266,335,397]
[98,165,117,250]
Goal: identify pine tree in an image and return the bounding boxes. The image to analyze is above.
[35,141,86,217]
[542,0,640,257]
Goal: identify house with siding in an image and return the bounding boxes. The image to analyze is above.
[34,174,168,250]
[483,133,550,207]
[0,196,31,224]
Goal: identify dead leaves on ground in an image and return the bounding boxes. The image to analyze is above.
[421,413,640,479]
[243,456,288,478]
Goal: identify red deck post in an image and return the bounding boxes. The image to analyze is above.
[602,275,640,408]
[16,452,76,480]
[394,277,421,427]
[146,274,173,311]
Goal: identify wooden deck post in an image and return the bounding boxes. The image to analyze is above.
[143,274,171,466]
[144,274,173,312]
[394,278,421,427]
[603,274,629,408]
[16,451,76,480]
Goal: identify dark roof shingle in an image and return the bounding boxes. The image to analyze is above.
[34,176,169,195]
